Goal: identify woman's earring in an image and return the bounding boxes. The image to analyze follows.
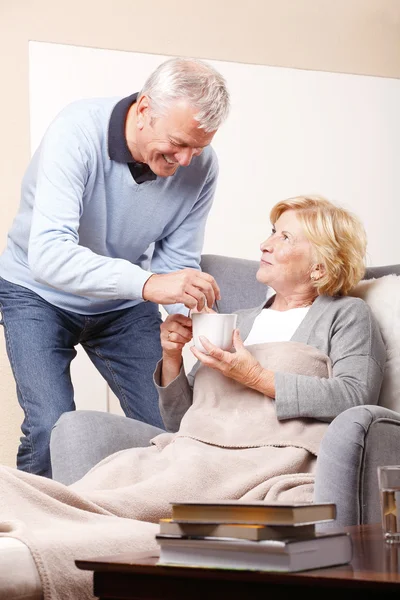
[311,266,320,281]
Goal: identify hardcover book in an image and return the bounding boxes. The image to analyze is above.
[159,519,317,541]
[170,500,336,525]
[156,531,352,572]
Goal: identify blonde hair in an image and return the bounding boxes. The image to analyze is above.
[270,195,367,296]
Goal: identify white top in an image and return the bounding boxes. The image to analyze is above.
[244,304,310,345]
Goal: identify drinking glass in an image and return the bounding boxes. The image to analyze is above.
[378,465,400,543]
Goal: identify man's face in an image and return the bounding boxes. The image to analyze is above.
[126,97,216,177]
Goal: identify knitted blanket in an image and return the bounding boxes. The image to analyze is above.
[0,341,331,600]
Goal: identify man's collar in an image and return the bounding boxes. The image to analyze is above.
[108,93,157,183]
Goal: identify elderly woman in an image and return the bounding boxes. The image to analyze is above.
[0,196,386,600]
[157,195,386,433]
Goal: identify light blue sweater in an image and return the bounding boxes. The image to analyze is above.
[0,97,218,315]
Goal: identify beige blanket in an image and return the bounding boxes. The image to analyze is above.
[0,341,331,600]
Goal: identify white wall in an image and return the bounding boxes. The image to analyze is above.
[30,42,400,268]
[29,41,400,413]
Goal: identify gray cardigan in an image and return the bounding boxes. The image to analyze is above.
[154,294,387,433]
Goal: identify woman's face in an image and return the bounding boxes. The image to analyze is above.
[257,210,315,292]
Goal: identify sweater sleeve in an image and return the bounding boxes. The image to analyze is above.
[274,299,387,421]
[28,116,152,300]
[153,359,194,432]
[150,154,219,316]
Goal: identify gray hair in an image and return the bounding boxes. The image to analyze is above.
[139,57,230,132]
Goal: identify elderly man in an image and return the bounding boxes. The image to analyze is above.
[0,56,230,477]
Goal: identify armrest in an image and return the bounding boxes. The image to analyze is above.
[50,410,165,485]
[0,537,42,599]
[314,405,400,528]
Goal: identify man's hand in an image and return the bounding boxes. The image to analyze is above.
[143,269,221,311]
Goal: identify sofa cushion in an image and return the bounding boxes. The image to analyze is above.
[349,274,400,412]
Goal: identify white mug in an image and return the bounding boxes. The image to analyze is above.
[191,312,238,353]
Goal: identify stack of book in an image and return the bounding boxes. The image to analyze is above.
[156,500,352,573]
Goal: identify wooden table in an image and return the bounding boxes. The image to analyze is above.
[76,523,400,599]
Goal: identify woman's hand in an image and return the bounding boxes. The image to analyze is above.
[191,329,262,385]
[190,329,275,396]
[161,314,193,359]
[161,305,216,358]
[160,314,193,387]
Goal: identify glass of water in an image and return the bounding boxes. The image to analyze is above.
[378,465,400,543]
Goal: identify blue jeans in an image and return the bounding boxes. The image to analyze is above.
[0,277,163,478]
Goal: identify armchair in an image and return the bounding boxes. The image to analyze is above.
[50,254,400,528]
